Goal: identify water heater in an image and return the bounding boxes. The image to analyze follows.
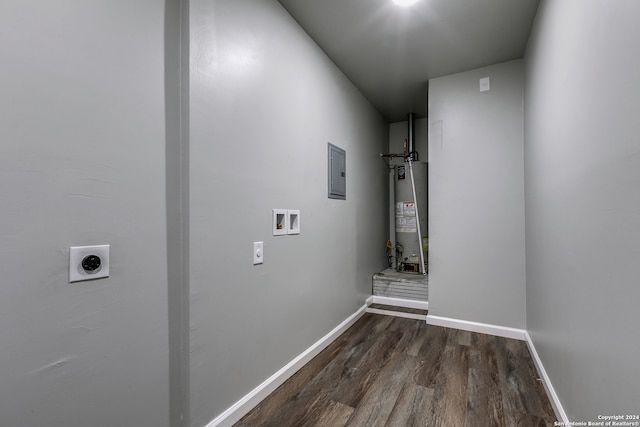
[394,161,428,272]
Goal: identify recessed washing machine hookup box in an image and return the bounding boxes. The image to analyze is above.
[273,209,288,236]
[288,210,300,235]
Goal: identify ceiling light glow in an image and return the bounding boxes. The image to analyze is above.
[393,0,419,6]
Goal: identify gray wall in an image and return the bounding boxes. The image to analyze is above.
[0,1,170,426]
[389,118,429,164]
[428,60,526,329]
[188,0,388,425]
[525,0,640,420]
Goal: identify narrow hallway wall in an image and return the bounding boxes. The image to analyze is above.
[188,1,389,425]
[525,0,640,420]
[0,1,170,425]
[428,60,526,329]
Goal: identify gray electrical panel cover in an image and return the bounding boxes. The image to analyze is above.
[328,143,346,199]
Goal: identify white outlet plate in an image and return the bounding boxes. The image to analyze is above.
[253,241,263,265]
[69,245,110,282]
[479,76,490,92]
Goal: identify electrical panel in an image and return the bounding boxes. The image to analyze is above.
[328,143,346,200]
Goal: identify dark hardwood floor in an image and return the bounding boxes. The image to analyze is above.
[235,313,557,427]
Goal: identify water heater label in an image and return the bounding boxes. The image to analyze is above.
[396,201,417,232]
[403,202,416,217]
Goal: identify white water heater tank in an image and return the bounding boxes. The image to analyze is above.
[394,161,428,270]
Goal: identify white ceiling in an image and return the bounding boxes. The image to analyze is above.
[277,0,540,122]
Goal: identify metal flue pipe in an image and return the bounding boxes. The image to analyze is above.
[407,113,416,159]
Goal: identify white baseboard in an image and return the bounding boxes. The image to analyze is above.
[524,332,569,424]
[205,304,368,427]
[426,314,526,341]
[365,307,427,321]
[368,295,429,311]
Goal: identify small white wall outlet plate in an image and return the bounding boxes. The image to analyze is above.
[479,77,490,92]
[253,241,264,265]
[69,245,110,282]
[288,210,300,235]
[273,209,288,236]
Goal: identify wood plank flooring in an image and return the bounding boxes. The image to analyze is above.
[234,313,556,427]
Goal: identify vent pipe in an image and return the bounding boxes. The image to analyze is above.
[407,113,417,161]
